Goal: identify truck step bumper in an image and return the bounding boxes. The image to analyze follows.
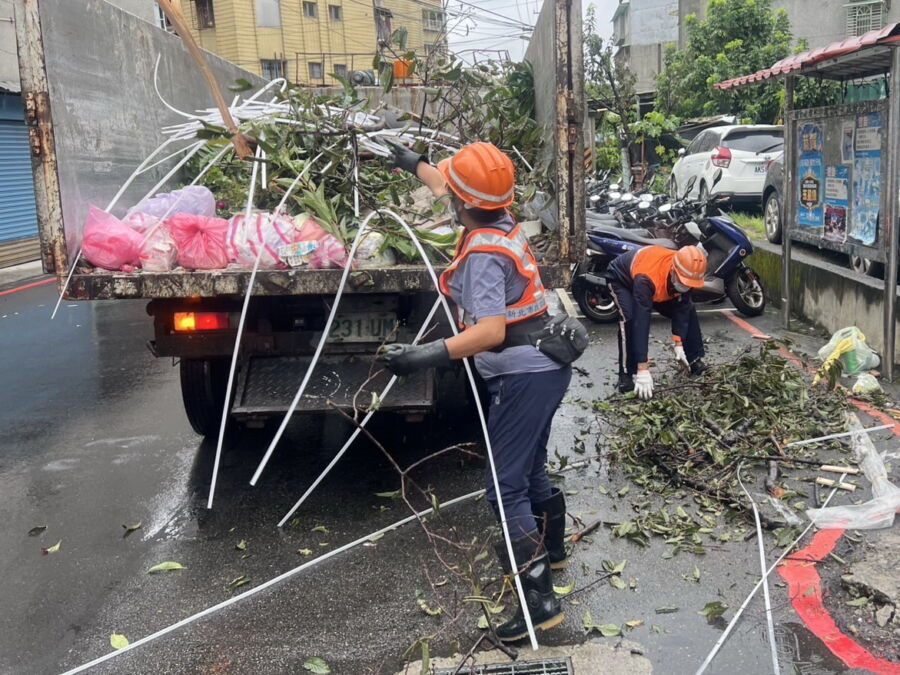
[232,355,435,416]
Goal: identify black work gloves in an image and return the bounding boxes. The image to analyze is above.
[385,138,427,176]
[377,340,451,376]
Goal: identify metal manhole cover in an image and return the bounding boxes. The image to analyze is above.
[433,658,574,675]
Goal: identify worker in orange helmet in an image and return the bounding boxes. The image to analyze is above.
[606,244,709,400]
[379,140,575,642]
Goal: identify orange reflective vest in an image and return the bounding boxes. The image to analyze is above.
[630,246,679,304]
[439,224,548,327]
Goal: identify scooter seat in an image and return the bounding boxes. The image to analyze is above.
[590,225,678,250]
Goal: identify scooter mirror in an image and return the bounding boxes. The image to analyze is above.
[608,191,622,200]
[685,221,703,239]
[659,203,672,213]
[609,183,620,191]
[638,200,651,210]
[589,194,601,203]
[640,193,653,201]
[622,193,634,201]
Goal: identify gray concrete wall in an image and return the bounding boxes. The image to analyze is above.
[616,0,677,95]
[1,0,19,91]
[751,241,900,365]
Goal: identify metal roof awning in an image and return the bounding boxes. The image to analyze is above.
[715,23,900,90]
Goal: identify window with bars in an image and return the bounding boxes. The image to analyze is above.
[308,61,325,79]
[422,9,445,32]
[261,59,287,80]
[194,0,215,28]
[303,1,318,19]
[328,4,342,20]
[154,3,175,31]
[846,1,885,37]
[333,64,348,78]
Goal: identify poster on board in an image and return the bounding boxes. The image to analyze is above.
[824,166,849,244]
[798,123,824,228]
[841,121,854,164]
[850,112,881,246]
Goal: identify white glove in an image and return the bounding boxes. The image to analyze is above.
[673,336,690,370]
[634,367,653,400]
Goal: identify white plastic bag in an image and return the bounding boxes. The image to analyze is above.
[852,373,883,395]
[139,226,179,272]
[807,413,900,530]
[226,212,297,270]
[127,186,216,220]
[817,327,880,376]
[355,228,396,269]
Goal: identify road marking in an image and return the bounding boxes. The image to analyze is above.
[0,277,54,297]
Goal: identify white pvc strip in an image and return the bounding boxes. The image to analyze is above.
[785,423,894,448]
[276,296,443,527]
[58,489,485,675]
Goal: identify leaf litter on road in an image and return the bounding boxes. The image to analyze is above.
[147,561,186,573]
[109,634,129,650]
[42,541,61,555]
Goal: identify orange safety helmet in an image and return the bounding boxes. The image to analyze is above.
[437,142,516,210]
[672,245,707,289]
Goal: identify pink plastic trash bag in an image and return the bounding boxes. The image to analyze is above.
[82,205,143,271]
[227,212,298,270]
[293,216,348,269]
[127,186,216,220]
[123,212,162,235]
[167,214,230,270]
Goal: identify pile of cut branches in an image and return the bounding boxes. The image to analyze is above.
[597,341,853,523]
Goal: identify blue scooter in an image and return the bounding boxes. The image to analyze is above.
[573,173,766,323]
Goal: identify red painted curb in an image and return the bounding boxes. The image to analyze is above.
[779,531,900,674]
[721,311,900,672]
[0,277,55,297]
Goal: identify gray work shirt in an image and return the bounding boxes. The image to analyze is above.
[444,215,560,380]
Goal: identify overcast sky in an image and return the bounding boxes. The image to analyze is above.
[447,0,616,62]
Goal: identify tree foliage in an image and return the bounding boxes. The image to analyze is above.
[654,0,834,123]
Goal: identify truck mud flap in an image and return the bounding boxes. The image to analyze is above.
[231,355,435,416]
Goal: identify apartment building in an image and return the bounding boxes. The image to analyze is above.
[167,0,448,85]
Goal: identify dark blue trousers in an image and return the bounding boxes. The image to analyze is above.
[484,366,572,539]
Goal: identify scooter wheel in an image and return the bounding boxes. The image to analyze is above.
[726,267,766,317]
[574,284,619,323]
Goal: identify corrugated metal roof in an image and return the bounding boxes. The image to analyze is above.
[715,23,900,90]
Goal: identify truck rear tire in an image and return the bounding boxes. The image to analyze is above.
[180,359,229,437]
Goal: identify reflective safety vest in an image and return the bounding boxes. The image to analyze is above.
[630,245,679,304]
[439,224,548,327]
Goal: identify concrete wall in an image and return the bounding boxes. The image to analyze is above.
[751,241,900,365]
[0,0,17,91]
[615,0,677,95]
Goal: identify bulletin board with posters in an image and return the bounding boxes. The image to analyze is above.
[788,100,888,263]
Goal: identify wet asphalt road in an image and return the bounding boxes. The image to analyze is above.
[0,279,884,675]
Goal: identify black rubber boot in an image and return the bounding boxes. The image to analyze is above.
[532,488,568,570]
[616,372,635,393]
[493,537,564,643]
[690,358,708,376]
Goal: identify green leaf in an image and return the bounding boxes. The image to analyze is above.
[122,522,142,537]
[553,580,576,596]
[235,540,248,551]
[375,490,401,499]
[625,620,644,629]
[312,525,329,534]
[846,597,869,607]
[598,623,622,637]
[297,548,314,556]
[109,633,129,650]
[367,533,384,543]
[610,575,628,590]
[302,657,332,674]
[415,590,442,616]
[147,561,186,573]
[698,601,728,619]
[477,614,490,630]
[612,559,628,574]
[226,575,250,590]
[655,606,680,614]
[617,486,630,497]
[42,540,61,554]
[229,78,253,92]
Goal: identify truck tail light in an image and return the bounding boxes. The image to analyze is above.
[766,158,776,171]
[711,146,732,168]
[173,312,230,332]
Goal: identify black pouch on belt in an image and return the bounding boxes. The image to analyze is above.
[492,313,589,365]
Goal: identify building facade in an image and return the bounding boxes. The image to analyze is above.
[615,0,900,99]
[168,0,448,85]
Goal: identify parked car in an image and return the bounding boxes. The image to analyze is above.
[670,125,783,206]
[761,154,882,276]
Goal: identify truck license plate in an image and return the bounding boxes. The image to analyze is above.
[327,313,398,343]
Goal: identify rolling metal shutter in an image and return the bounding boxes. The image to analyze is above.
[0,118,40,268]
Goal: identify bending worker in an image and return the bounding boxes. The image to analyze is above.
[378,140,575,642]
[607,244,708,400]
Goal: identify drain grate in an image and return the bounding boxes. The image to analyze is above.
[433,658,573,675]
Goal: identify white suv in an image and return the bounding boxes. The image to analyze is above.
[671,125,783,205]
